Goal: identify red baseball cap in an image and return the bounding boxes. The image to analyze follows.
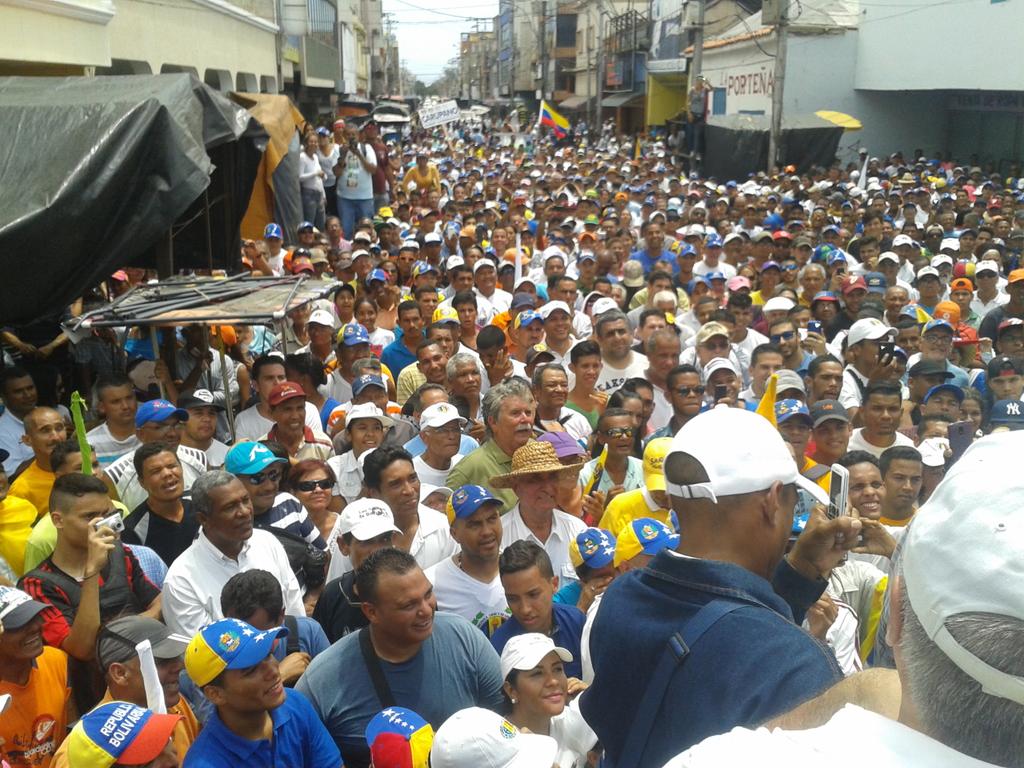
[268,381,306,407]
[841,275,868,295]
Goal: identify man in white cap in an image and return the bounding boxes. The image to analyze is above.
[666,431,1024,768]
[838,318,899,420]
[412,402,466,488]
[582,406,860,767]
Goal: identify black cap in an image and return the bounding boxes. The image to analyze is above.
[987,355,1023,379]
[177,389,224,411]
[907,359,955,379]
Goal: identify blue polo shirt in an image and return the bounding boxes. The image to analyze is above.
[490,602,585,679]
[381,338,418,374]
[630,247,678,275]
[183,688,341,768]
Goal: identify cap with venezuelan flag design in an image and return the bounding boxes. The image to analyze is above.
[185,618,287,687]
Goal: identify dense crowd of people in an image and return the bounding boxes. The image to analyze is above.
[1,116,1023,768]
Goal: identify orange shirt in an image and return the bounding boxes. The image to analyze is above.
[0,645,71,768]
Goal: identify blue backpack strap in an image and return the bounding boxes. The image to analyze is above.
[613,599,747,768]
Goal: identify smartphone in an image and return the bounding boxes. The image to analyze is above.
[93,513,124,535]
[878,341,895,366]
[827,464,850,521]
[948,420,974,465]
[807,320,823,335]
[714,384,728,402]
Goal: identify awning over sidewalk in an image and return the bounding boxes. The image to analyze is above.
[559,94,591,110]
[602,90,644,109]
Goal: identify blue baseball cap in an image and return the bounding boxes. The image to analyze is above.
[990,399,1024,428]
[923,384,964,403]
[775,399,812,426]
[297,220,315,232]
[185,618,287,687]
[811,290,839,304]
[224,441,286,476]
[263,223,283,240]
[614,518,679,567]
[366,268,389,286]
[338,322,370,346]
[864,272,887,293]
[135,399,188,428]
[706,271,726,282]
[515,310,543,329]
[705,233,723,249]
[569,528,616,569]
[924,318,955,334]
[446,485,502,524]
[827,252,848,266]
[411,261,438,278]
[760,260,781,272]
[352,374,386,396]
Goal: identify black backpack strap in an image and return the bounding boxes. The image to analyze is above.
[359,627,396,708]
[615,599,747,768]
[802,463,830,482]
[284,615,300,656]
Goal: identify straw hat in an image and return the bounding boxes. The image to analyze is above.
[490,440,585,488]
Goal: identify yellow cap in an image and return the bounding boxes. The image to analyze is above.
[433,306,460,325]
[643,438,671,493]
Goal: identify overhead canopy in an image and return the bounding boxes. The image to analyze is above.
[68,274,340,330]
[602,91,644,109]
[814,110,862,130]
[559,95,590,111]
[0,74,267,326]
[704,111,860,178]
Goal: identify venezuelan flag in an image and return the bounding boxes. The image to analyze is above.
[539,100,570,138]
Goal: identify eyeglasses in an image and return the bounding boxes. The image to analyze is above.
[922,333,953,346]
[676,385,706,396]
[602,427,634,439]
[295,479,332,492]
[243,468,282,485]
[770,331,796,343]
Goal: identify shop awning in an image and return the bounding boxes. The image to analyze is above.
[814,110,862,130]
[601,90,644,109]
[559,95,590,110]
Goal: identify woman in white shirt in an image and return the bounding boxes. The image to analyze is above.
[326,403,391,505]
[299,132,327,230]
[500,634,598,768]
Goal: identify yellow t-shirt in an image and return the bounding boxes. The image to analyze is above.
[10,462,54,522]
[0,645,70,768]
[401,165,441,193]
[0,495,40,576]
[599,487,672,537]
[50,690,200,768]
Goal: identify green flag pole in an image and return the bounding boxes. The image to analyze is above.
[69,391,93,476]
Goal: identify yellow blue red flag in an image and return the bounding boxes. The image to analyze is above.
[539,100,570,138]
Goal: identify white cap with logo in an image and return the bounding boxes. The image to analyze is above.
[420,402,467,430]
[847,318,895,347]
[665,405,829,505]
[337,498,401,541]
[902,432,1024,705]
[430,707,558,768]
[499,633,573,682]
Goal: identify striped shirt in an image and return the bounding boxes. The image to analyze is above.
[105,445,207,511]
[255,493,327,550]
[85,422,140,468]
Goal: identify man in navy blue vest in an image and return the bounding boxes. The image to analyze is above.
[582,406,861,768]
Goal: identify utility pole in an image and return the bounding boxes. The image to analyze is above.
[768,0,789,171]
[538,0,548,100]
[593,10,604,133]
[690,0,705,81]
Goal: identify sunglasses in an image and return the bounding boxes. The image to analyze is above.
[781,264,799,271]
[602,427,634,439]
[295,479,333,492]
[676,385,706,396]
[243,468,282,485]
[770,331,797,343]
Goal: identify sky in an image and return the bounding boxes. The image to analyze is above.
[383,0,501,84]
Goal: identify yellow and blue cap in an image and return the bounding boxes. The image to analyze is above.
[569,527,616,569]
[446,485,502,525]
[775,399,812,426]
[185,618,287,687]
[338,322,371,346]
[613,518,679,567]
[514,309,544,330]
[366,707,434,768]
[432,306,460,326]
[67,701,181,768]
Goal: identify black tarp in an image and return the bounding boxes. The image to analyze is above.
[0,74,267,326]
[704,113,846,179]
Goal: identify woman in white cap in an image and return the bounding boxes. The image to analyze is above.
[498,633,597,768]
[431,706,559,768]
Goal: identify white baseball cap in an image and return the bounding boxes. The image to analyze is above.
[930,254,953,268]
[539,300,572,320]
[337,498,401,541]
[702,357,738,380]
[892,234,916,248]
[902,432,1024,705]
[424,232,442,245]
[847,318,895,347]
[431,708,558,768]
[499,633,574,681]
[917,266,940,280]
[976,259,1001,275]
[420,402,467,430]
[591,297,619,316]
[308,309,335,328]
[665,406,829,505]
[472,259,497,274]
[878,251,900,264]
[344,402,394,430]
[939,238,961,252]
[762,296,795,313]
[445,255,465,270]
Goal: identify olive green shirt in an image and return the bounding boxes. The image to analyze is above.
[446,438,517,511]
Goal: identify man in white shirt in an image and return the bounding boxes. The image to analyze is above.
[531,364,592,444]
[838,318,897,420]
[666,435,1023,768]
[423,484,510,635]
[333,119,377,239]
[846,382,915,459]
[412,402,465,488]
[473,260,512,315]
[234,353,321,441]
[593,310,649,395]
[363,445,457,571]
[85,374,140,469]
[493,440,587,587]
[0,367,38,474]
[971,258,1009,318]
[162,470,304,638]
